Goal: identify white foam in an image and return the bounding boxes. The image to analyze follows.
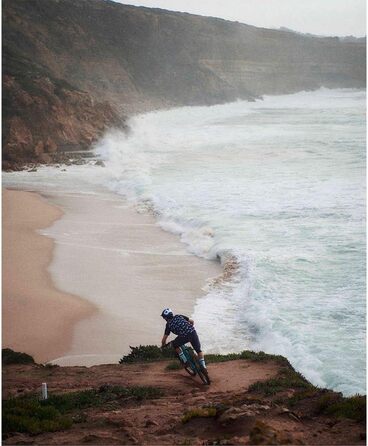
[3,88,366,395]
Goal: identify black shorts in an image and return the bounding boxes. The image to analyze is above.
[172,330,202,354]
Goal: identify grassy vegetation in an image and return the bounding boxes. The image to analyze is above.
[120,345,176,363]
[3,398,72,435]
[2,348,35,366]
[206,350,290,366]
[3,385,164,436]
[248,366,313,396]
[250,367,366,423]
[166,361,182,371]
[315,393,366,422]
[182,407,217,423]
[120,345,290,367]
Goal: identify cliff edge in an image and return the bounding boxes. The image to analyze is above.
[3,348,366,445]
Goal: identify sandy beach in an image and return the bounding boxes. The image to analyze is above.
[2,189,96,363]
[3,187,222,365]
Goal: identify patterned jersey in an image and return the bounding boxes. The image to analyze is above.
[164,315,195,336]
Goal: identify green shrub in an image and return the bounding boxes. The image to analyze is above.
[120,345,176,363]
[3,385,164,435]
[47,385,164,410]
[120,345,291,366]
[3,398,72,435]
[2,348,35,365]
[166,361,182,371]
[318,394,366,422]
[249,367,313,396]
[206,350,289,366]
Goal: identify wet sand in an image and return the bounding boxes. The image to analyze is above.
[2,189,96,363]
[3,188,222,365]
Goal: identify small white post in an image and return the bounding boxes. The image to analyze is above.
[41,383,48,400]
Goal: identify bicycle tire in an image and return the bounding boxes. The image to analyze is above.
[188,350,211,385]
[197,366,211,385]
[184,365,196,377]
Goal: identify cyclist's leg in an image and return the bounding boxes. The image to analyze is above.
[189,331,207,369]
[172,334,190,363]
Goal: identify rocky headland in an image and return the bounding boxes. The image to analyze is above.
[2,347,366,445]
[3,0,366,168]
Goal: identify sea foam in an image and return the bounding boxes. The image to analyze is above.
[3,88,366,395]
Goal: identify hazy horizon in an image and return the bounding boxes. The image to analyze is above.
[113,0,366,38]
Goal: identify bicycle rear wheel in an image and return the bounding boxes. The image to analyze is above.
[184,365,196,377]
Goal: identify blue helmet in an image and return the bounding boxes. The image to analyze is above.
[161,308,174,320]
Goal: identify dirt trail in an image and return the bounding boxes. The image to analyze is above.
[3,360,365,445]
[3,360,279,399]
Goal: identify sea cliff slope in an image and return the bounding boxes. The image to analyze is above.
[3,0,366,167]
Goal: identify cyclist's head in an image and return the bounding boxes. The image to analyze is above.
[161,308,174,321]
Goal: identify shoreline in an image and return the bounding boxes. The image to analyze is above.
[2,189,97,364]
[3,187,222,366]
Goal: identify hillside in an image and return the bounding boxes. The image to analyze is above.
[3,348,366,445]
[3,0,366,168]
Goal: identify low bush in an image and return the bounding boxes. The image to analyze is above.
[120,345,290,367]
[3,398,72,435]
[2,348,35,365]
[248,367,313,396]
[120,345,176,363]
[206,350,290,366]
[166,361,182,371]
[317,394,366,422]
[3,385,164,435]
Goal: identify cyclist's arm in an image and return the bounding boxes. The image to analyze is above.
[181,315,194,325]
[161,334,169,347]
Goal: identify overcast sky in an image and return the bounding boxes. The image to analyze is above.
[112,0,366,37]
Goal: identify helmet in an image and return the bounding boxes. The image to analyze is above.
[161,308,174,320]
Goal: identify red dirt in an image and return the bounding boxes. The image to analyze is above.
[3,360,366,445]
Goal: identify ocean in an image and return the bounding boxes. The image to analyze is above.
[4,88,366,395]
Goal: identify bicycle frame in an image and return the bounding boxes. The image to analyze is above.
[179,344,199,375]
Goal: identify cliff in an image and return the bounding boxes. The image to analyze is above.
[3,348,366,445]
[3,0,366,167]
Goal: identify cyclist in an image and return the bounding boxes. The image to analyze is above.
[160,308,207,370]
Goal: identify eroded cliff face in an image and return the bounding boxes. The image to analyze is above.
[3,0,366,167]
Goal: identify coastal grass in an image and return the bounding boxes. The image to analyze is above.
[120,345,176,363]
[120,345,290,367]
[248,366,313,396]
[3,385,164,435]
[166,361,182,371]
[315,393,366,422]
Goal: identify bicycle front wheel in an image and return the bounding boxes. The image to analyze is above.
[184,365,196,377]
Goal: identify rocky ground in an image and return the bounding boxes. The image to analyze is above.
[2,349,366,445]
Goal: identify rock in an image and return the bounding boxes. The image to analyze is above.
[94,160,105,167]
[217,407,256,425]
[145,419,159,427]
[34,140,44,156]
[249,420,298,445]
[38,153,52,164]
[45,137,57,153]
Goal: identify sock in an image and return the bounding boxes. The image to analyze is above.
[178,351,187,363]
[199,358,206,368]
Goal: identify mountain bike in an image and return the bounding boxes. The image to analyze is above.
[165,342,211,385]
